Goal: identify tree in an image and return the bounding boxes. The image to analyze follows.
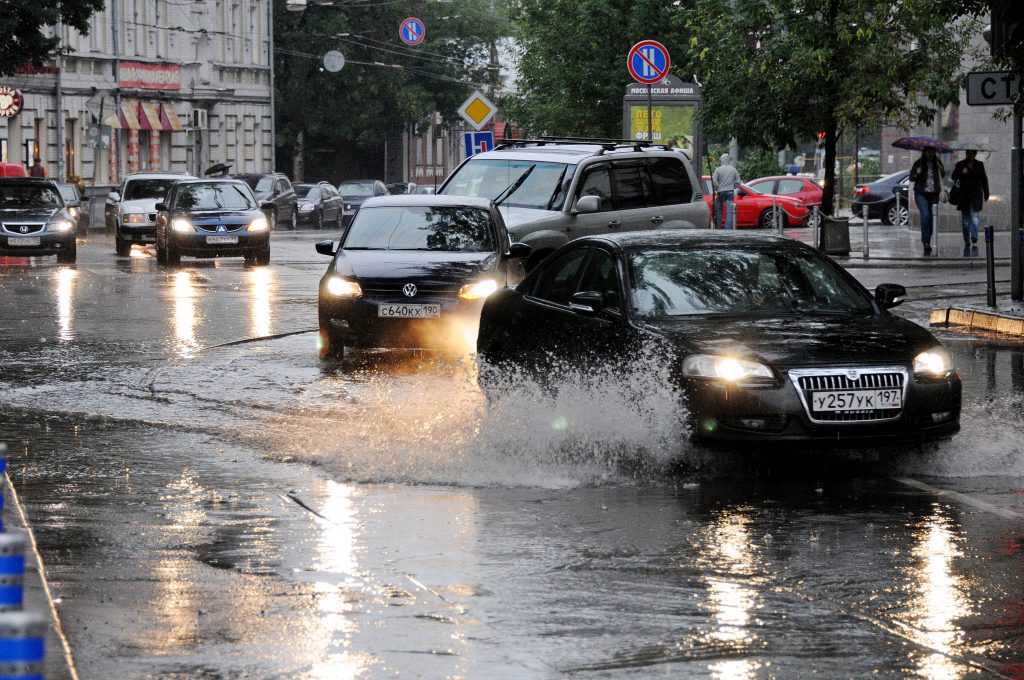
[0,0,105,75]
[274,1,506,180]
[686,0,983,214]
[505,0,688,138]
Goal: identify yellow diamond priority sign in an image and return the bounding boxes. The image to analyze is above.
[457,90,496,131]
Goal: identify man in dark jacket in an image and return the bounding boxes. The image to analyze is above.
[28,156,46,178]
[950,149,990,257]
[910,147,944,256]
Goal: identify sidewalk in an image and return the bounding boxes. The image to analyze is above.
[784,220,1017,261]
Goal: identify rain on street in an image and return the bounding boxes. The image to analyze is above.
[2,231,1024,678]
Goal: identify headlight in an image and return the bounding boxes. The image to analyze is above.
[914,348,951,376]
[682,354,774,382]
[171,218,194,233]
[345,204,353,211]
[123,213,147,224]
[68,207,79,217]
[247,216,269,232]
[458,279,499,300]
[325,276,362,298]
[298,203,314,213]
[49,219,74,233]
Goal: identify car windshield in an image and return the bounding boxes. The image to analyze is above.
[629,248,874,317]
[439,159,575,210]
[296,185,319,200]
[741,183,762,194]
[339,183,375,197]
[174,183,256,211]
[343,206,494,252]
[239,176,274,193]
[124,179,175,201]
[0,184,62,209]
[58,184,78,201]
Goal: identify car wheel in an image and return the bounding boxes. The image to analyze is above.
[807,209,821,230]
[115,229,131,256]
[246,245,270,266]
[887,201,909,227]
[317,211,324,230]
[759,208,780,230]
[318,324,345,360]
[156,239,167,264]
[57,246,76,265]
[165,240,181,267]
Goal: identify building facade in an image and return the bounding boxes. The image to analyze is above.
[0,0,273,187]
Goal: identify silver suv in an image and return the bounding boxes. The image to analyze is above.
[107,172,194,256]
[438,139,708,269]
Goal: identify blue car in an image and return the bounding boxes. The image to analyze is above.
[155,179,271,267]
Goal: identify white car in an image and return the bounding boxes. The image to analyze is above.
[107,172,194,256]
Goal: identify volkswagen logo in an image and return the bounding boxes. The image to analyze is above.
[402,283,417,298]
[18,225,28,234]
[846,370,859,381]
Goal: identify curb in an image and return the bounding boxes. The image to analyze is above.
[930,307,1024,337]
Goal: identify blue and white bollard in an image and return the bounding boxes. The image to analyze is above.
[0,611,45,680]
[0,534,25,614]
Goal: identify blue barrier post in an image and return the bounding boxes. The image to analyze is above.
[0,612,45,680]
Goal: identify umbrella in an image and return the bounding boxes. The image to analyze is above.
[204,162,233,177]
[948,139,995,152]
[891,136,951,153]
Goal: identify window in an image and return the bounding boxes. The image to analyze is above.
[276,179,289,194]
[439,158,577,210]
[577,166,612,212]
[748,179,775,194]
[578,250,622,313]
[777,179,805,195]
[343,206,495,252]
[647,158,693,205]
[611,163,648,211]
[532,248,588,305]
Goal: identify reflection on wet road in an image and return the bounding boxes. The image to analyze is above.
[1,234,1023,677]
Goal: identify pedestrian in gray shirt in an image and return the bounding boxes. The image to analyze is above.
[712,154,741,229]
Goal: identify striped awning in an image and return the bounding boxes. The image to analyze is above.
[139,101,162,130]
[119,100,141,130]
[160,103,183,132]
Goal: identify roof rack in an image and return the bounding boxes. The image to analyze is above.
[494,136,674,155]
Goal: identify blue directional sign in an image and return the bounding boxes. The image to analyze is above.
[463,132,494,158]
[400,17,426,46]
[627,40,671,85]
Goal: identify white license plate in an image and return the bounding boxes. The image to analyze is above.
[812,389,902,412]
[7,237,40,246]
[377,304,441,319]
[206,235,238,245]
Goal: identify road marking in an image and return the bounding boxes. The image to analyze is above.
[893,477,1024,520]
[5,472,82,680]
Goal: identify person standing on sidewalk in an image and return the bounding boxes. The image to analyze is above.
[950,149,989,257]
[713,153,741,229]
[910,146,945,256]
[28,156,46,178]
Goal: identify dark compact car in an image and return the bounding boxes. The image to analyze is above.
[295,181,345,229]
[56,182,84,233]
[316,195,531,357]
[337,180,388,227]
[154,179,271,267]
[0,178,77,263]
[852,170,910,226]
[236,172,297,230]
[476,231,961,447]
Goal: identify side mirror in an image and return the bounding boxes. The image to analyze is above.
[736,189,746,198]
[260,201,275,211]
[315,240,337,256]
[574,195,601,214]
[108,191,120,202]
[570,290,604,315]
[508,242,532,259]
[875,283,906,309]
[154,202,167,212]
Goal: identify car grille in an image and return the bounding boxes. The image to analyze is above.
[196,224,245,233]
[3,224,44,235]
[792,369,906,423]
[361,282,459,296]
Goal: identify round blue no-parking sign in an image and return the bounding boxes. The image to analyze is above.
[400,17,426,46]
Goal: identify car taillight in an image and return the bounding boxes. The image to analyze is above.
[855,186,868,197]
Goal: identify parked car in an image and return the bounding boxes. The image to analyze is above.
[852,170,910,226]
[295,181,345,229]
[414,185,437,195]
[438,138,708,271]
[56,182,84,233]
[315,194,531,358]
[701,177,809,228]
[236,172,298,230]
[746,175,823,210]
[107,172,194,256]
[154,179,271,267]
[338,180,388,227]
[0,178,77,263]
[386,182,417,195]
[476,230,961,447]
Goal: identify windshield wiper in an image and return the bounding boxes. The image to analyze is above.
[494,165,536,206]
[545,166,568,210]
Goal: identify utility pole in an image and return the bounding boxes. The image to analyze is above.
[1013,114,1022,300]
[268,0,277,172]
[55,19,65,180]
[112,0,122,181]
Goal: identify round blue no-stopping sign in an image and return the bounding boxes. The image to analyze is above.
[400,17,426,46]
[627,40,671,85]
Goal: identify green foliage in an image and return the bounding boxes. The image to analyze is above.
[739,149,783,182]
[684,0,982,213]
[505,0,687,137]
[856,156,882,183]
[0,0,104,74]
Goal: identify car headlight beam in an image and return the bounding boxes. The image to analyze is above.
[48,219,74,233]
[171,218,194,233]
[682,354,774,382]
[325,276,362,298]
[914,348,951,376]
[458,279,499,300]
[123,213,147,224]
[247,216,269,232]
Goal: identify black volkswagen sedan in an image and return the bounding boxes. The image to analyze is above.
[477,231,961,447]
[155,179,271,267]
[316,195,531,357]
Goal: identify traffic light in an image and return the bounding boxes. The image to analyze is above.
[989,1,1024,64]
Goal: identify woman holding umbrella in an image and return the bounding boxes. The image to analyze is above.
[950,149,990,257]
[910,146,945,256]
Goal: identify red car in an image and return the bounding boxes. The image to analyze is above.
[702,176,810,228]
[746,175,823,209]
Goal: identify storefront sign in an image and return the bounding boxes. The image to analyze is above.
[120,62,180,91]
[0,87,24,118]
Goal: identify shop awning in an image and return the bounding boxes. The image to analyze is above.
[139,101,162,130]
[160,104,183,132]
[119,100,141,130]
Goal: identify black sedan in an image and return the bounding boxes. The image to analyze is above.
[295,181,344,229]
[316,195,531,357]
[0,178,77,263]
[155,179,271,267]
[852,170,910,225]
[477,231,961,447]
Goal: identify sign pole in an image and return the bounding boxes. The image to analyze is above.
[1013,114,1023,301]
[647,84,653,143]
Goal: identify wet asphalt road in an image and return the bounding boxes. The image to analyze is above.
[1,230,1024,678]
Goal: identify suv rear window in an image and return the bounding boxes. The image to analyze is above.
[440,159,575,210]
